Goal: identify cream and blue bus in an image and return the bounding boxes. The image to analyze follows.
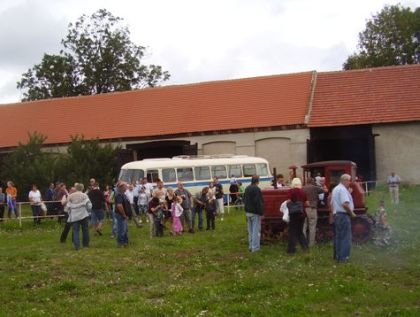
[118,155,272,195]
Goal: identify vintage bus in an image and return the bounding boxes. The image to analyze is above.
[118,155,272,195]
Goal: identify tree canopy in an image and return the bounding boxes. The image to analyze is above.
[1,133,59,199]
[0,133,121,200]
[17,9,170,101]
[343,5,420,70]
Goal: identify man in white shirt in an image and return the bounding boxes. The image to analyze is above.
[29,185,42,225]
[141,178,154,197]
[125,184,134,205]
[315,173,322,187]
[387,172,401,205]
[125,184,141,228]
[331,174,356,263]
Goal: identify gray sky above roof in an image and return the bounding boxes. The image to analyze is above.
[0,0,418,104]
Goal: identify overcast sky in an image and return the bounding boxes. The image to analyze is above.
[0,0,419,104]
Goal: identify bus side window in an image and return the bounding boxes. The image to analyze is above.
[243,164,256,177]
[195,166,210,180]
[256,163,268,176]
[147,169,159,183]
[177,167,194,182]
[162,168,176,183]
[211,165,227,179]
[229,165,242,178]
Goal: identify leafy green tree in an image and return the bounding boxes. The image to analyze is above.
[344,5,420,70]
[57,136,121,188]
[17,54,80,100]
[1,133,121,200]
[17,9,170,101]
[0,132,59,200]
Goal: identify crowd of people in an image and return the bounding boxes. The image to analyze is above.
[0,176,246,249]
[0,170,398,259]
[20,177,235,249]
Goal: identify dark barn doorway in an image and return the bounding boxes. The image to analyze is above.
[308,125,376,182]
[126,140,198,161]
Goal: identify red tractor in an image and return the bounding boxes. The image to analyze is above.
[261,160,374,243]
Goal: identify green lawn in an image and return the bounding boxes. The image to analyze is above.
[0,186,419,316]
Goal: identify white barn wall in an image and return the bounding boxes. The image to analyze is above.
[202,141,236,155]
[255,138,291,174]
[373,122,420,184]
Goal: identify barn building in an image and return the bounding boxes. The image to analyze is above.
[1,64,419,183]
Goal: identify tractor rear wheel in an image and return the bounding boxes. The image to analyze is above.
[352,215,374,244]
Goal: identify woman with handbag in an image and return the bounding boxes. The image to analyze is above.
[286,178,309,254]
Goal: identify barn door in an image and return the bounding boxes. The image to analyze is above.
[183,143,198,156]
[307,139,317,163]
[117,149,134,169]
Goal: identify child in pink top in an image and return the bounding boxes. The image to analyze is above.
[171,196,183,235]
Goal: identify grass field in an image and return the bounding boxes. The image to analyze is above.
[1,186,419,316]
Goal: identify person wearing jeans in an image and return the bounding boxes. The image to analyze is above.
[72,216,90,249]
[331,174,356,262]
[115,212,128,245]
[114,181,132,247]
[243,176,264,252]
[247,213,261,251]
[65,183,92,250]
[6,181,18,218]
[193,187,208,231]
[334,213,351,261]
[111,207,118,238]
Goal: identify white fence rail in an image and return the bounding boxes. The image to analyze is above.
[0,201,64,227]
[360,181,379,196]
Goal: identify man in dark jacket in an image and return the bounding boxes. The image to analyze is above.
[115,181,132,247]
[87,182,105,235]
[244,175,264,252]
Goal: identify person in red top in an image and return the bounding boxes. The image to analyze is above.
[286,178,309,254]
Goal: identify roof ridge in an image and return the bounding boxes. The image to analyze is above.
[304,71,318,124]
[318,63,420,76]
[2,70,315,107]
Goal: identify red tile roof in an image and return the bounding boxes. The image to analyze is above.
[309,64,420,127]
[0,72,313,149]
[2,64,420,150]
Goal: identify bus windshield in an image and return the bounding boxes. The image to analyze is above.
[119,169,145,183]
